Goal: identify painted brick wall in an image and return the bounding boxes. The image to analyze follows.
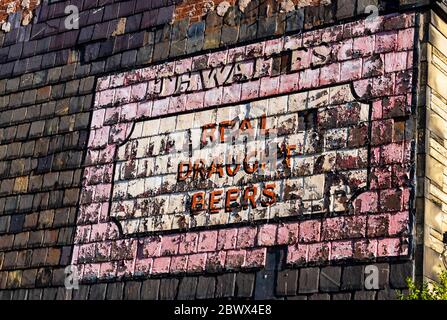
[0,0,428,300]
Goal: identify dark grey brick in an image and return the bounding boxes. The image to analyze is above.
[141,279,160,300]
[299,267,319,294]
[196,276,215,299]
[235,273,254,298]
[332,293,351,300]
[106,282,124,300]
[336,0,356,19]
[287,295,308,300]
[377,287,399,300]
[55,287,72,300]
[215,273,236,298]
[159,278,178,300]
[27,289,42,300]
[177,277,198,300]
[72,285,90,300]
[276,269,298,296]
[341,266,364,291]
[320,266,341,292]
[91,60,106,74]
[390,262,413,289]
[354,291,376,300]
[12,289,28,300]
[42,287,58,300]
[308,293,330,300]
[9,214,25,233]
[105,54,122,72]
[121,50,138,68]
[124,281,141,300]
[6,77,20,92]
[366,263,389,290]
[126,14,142,33]
[136,46,153,65]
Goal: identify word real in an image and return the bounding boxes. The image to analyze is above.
[177,116,297,213]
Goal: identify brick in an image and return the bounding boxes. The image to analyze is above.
[354,290,376,300]
[308,242,330,263]
[299,220,321,243]
[329,292,350,301]
[159,278,179,300]
[235,273,255,298]
[320,266,341,292]
[276,269,298,296]
[217,228,237,250]
[236,226,257,248]
[106,282,124,300]
[215,273,236,298]
[331,240,353,260]
[196,276,216,299]
[390,262,413,289]
[341,266,364,291]
[177,277,198,300]
[124,281,141,300]
[298,267,319,294]
[141,279,160,300]
[377,287,398,300]
[276,222,298,245]
[197,230,218,252]
[245,248,266,268]
[309,293,330,300]
[27,289,42,300]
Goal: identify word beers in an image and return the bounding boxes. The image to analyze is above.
[177,115,296,213]
[190,183,277,213]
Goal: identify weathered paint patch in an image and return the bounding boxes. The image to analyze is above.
[73,12,416,280]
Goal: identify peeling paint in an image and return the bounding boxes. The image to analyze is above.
[216,1,231,16]
[0,0,40,32]
[174,0,332,23]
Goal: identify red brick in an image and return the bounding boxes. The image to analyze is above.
[321,217,344,240]
[160,235,180,256]
[353,239,378,259]
[140,237,161,258]
[353,35,375,56]
[217,228,238,251]
[353,191,378,214]
[375,32,397,53]
[225,250,246,269]
[99,262,116,278]
[276,222,299,245]
[257,224,277,246]
[197,230,218,252]
[286,244,308,265]
[367,213,390,237]
[377,238,407,257]
[179,233,198,254]
[135,258,152,275]
[308,242,330,263]
[340,59,362,81]
[116,260,135,278]
[206,251,226,271]
[151,256,171,274]
[169,255,188,273]
[388,211,409,236]
[320,63,340,85]
[331,240,353,260]
[187,253,207,272]
[236,226,257,248]
[384,52,408,73]
[245,248,266,268]
[299,220,321,243]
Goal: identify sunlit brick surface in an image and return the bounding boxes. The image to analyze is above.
[70,12,416,280]
[111,84,370,234]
